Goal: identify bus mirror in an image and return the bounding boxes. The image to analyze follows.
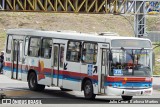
[153,52,155,66]
[109,52,112,61]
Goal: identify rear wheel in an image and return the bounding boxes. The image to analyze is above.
[28,72,45,91]
[83,80,96,100]
[122,96,133,101]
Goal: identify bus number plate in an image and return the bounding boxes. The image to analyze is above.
[113,69,123,76]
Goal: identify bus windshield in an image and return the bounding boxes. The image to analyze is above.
[109,49,152,77]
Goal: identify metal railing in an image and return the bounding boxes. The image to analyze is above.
[0,0,159,14]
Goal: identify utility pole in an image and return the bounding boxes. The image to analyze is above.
[134,0,146,37]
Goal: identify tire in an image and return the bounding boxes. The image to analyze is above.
[28,72,45,91]
[122,96,133,101]
[83,80,96,100]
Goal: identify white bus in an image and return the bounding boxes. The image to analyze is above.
[3,29,153,100]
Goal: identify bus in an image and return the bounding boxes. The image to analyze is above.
[3,29,153,100]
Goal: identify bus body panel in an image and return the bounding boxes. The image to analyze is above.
[38,58,52,86]
[63,61,81,90]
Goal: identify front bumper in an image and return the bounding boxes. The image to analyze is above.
[106,86,152,96]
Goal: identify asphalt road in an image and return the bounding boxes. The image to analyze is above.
[0,74,160,105]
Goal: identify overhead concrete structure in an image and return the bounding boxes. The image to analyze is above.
[0,0,159,37]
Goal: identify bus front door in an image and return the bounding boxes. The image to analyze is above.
[98,48,108,93]
[52,44,65,87]
[11,40,23,80]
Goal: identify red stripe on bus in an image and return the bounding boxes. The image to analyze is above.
[5,62,11,66]
[60,70,98,80]
[106,77,152,82]
[4,62,98,81]
[5,62,24,69]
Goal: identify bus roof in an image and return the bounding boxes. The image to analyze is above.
[6,29,151,43]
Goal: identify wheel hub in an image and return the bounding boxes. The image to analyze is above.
[85,85,91,95]
[30,76,35,88]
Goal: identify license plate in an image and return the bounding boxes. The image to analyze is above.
[125,91,141,95]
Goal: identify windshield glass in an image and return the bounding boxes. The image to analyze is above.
[110,49,152,77]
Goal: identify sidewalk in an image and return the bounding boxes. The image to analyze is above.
[0,74,26,83]
[0,74,27,98]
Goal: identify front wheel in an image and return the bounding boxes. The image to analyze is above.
[28,72,45,91]
[83,80,96,100]
[122,96,133,101]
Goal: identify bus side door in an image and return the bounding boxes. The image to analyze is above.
[11,39,23,80]
[52,44,65,87]
[98,44,109,93]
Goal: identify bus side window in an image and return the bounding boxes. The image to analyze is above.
[54,46,58,67]
[6,35,12,54]
[66,41,81,62]
[41,38,52,59]
[60,46,64,68]
[82,42,98,64]
[28,37,41,57]
[24,37,29,56]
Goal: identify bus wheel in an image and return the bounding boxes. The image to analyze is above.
[84,80,96,99]
[28,72,45,91]
[121,96,133,101]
